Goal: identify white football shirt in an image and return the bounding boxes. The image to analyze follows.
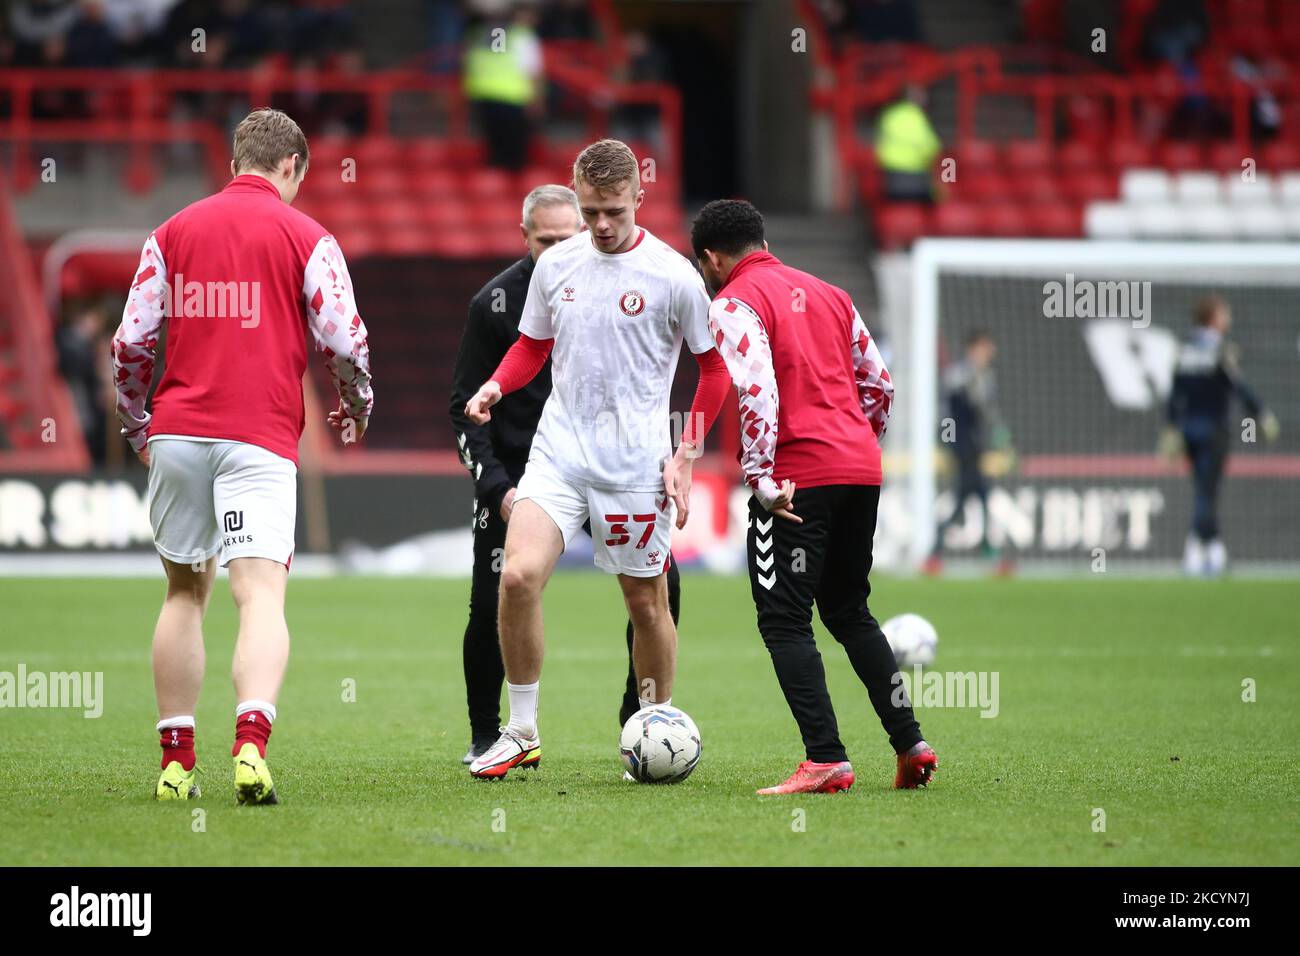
[518,227,713,491]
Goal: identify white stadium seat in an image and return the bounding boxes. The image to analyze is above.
[1277,172,1300,206]
[1174,171,1221,204]
[1223,172,1275,205]
[1183,204,1236,240]
[1120,168,1172,203]
[1133,202,1187,238]
[1237,205,1288,239]
[1083,202,1136,238]
[1282,206,1300,239]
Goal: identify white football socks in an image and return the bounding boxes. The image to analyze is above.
[639,696,670,709]
[236,699,277,722]
[506,681,539,738]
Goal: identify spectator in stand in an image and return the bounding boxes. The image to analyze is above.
[852,0,921,43]
[56,301,111,465]
[463,0,543,171]
[536,0,593,40]
[8,0,80,66]
[875,84,940,203]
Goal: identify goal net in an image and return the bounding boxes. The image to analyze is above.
[878,240,1300,574]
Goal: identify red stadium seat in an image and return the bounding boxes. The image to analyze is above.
[1260,140,1300,171]
[1028,203,1082,237]
[1207,141,1251,173]
[1058,140,1101,170]
[874,204,928,248]
[1158,141,1206,171]
[933,202,984,236]
[1060,169,1118,203]
[1005,140,1055,170]
[949,169,1009,202]
[1110,140,1153,168]
[982,204,1030,237]
[954,141,999,170]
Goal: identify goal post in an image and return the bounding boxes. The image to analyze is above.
[899,239,1300,573]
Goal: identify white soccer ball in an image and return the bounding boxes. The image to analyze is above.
[882,613,938,667]
[619,705,701,784]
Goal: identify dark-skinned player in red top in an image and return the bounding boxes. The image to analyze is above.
[691,199,937,795]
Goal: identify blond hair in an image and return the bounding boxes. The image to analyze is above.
[232,108,309,179]
[572,139,639,194]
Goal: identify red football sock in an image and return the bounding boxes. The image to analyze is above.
[160,726,196,771]
[232,710,273,758]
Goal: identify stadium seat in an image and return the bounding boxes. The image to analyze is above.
[1260,140,1300,171]
[1183,204,1236,240]
[1236,205,1287,239]
[1110,140,1153,168]
[933,202,984,236]
[1207,141,1251,173]
[1173,171,1222,204]
[874,204,928,248]
[955,141,999,170]
[1083,202,1136,238]
[1061,169,1118,203]
[1058,140,1101,170]
[1004,141,1055,171]
[1281,206,1300,239]
[1027,203,1082,237]
[981,204,1029,237]
[1133,203,1187,238]
[1224,172,1275,205]
[1120,169,1172,203]
[1277,172,1300,205]
[1157,142,1206,172]
[951,170,1009,202]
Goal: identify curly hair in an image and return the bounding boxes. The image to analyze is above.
[690,199,765,260]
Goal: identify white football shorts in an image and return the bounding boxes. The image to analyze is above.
[514,457,675,577]
[146,437,297,568]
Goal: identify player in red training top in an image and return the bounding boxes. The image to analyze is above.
[691,199,936,795]
[463,140,732,779]
[111,109,373,804]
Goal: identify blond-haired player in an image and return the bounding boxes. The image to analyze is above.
[463,140,730,778]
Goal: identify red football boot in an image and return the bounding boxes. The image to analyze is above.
[895,743,938,789]
[756,760,855,795]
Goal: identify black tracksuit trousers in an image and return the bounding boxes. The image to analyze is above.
[746,484,923,763]
[463,507,681,741]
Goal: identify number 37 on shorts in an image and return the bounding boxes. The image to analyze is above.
[596,493,674,577]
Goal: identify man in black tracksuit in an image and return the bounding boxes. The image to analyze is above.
[1164,294,1277,576]
[448,185,680,762]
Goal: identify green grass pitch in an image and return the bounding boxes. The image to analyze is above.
[1,574,1296,866]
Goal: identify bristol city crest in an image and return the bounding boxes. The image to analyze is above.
[619,290,646,316]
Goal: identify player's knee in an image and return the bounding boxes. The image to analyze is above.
[625,587,668,628]
[500,562,544,601]
[163,562,213,608]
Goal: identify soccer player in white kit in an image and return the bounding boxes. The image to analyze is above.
[463,140,730,779]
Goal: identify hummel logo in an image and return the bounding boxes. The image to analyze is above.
[562,287,576,302]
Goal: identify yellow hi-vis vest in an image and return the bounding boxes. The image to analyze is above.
[464,27,536,106]
[875,101,940,173]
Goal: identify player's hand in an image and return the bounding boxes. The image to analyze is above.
[500,487,516,522]
[663,444,695,529]
[1261,412,1281,443]
[466,381,502,425]
[1157,426,1183,462]
[135,445,151,468]
[328,403,368,443]
[767,479,801,524]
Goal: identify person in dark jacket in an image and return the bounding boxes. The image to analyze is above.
[1162,294,1278,576]
[448,184,680,763]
